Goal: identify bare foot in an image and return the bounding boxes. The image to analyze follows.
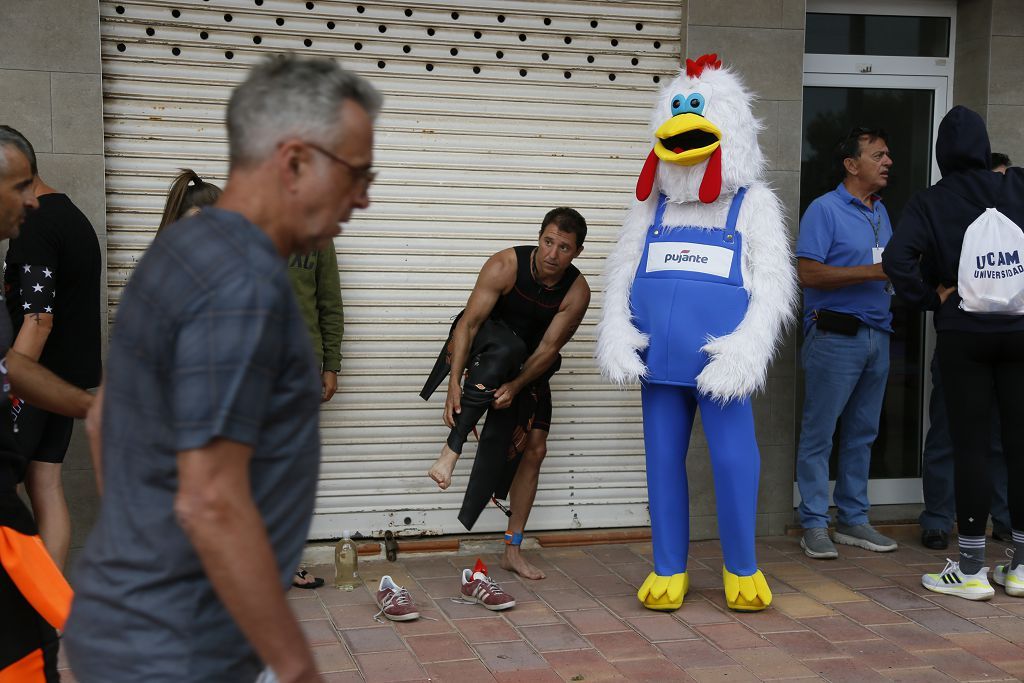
[428,445,459,490]
[501,545,546,580]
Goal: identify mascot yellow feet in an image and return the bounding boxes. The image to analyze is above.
[722,567,772,612]
[637,571,689,611]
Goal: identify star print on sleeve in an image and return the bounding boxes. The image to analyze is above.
[19,263,57,315]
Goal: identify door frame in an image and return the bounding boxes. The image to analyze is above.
[795,0,956,507]
[805,0,958,80]
[802,72,948,189]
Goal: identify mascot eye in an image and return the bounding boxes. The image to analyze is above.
[670,94,685,115]
[670,91,708,116]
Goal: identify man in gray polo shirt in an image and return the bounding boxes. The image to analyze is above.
[64,56,381,683]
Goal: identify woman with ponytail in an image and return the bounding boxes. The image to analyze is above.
[157,169,222,232]
[159,168,332,590]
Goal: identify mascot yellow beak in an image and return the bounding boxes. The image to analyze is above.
[654,113,721,166]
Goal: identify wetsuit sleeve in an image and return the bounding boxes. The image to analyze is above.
[316,245,343,373]
[882,197,942,311]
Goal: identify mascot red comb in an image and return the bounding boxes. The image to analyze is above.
[597,55,797,612]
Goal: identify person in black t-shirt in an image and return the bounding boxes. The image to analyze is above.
[426,208,590,580]
[0,126,95,683]
[2,128,102,571]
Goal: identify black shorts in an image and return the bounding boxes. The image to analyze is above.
[11,403,74,464]
[532,379,552,432]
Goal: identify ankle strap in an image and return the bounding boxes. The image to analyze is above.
[504,531,523,546]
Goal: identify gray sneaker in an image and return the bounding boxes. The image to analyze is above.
[833,524,897,553]
[801,528,838,559]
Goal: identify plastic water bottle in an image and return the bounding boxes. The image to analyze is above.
[334,530,360,591]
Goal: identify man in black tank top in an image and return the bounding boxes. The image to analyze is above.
[427,208,591,580]
[0,130,95,683]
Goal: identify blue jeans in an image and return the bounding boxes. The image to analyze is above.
[920,353,1011,533]
[797,325,890,529]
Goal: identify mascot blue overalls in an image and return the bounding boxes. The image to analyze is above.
[597,54,798,612]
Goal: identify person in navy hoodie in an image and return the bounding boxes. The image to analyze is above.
[883,106,1024,601]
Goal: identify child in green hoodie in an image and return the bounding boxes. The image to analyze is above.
[288,245,344,402]
[287,244,343,589]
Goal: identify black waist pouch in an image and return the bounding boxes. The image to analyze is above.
[814,309,861,336]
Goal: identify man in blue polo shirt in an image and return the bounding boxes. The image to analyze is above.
[795,127,899,559]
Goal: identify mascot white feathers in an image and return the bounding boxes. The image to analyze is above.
[597,54,797,612]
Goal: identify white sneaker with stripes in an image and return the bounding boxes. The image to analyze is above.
[921,559,994,601]
[992,561,1024,597]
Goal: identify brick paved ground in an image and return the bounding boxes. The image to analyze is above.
[59,534,1024,682]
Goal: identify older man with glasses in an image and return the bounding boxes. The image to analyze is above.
[64,56,381,683]
[794,127,899,560]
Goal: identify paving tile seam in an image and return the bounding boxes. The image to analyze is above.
[315,585,491,680]
[412,655,480,663]
[298,541,1024,678]
[885,608,1024,645]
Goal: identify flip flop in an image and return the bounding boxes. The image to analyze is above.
[292,569,325,589]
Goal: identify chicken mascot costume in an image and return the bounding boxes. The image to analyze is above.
[597,54,797,612]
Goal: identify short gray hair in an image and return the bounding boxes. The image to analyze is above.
[226,54,383,167]
[0,126,38,176]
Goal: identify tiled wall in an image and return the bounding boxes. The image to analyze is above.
[954,0,992,117]
[680,0,806,537]
[987,0,1024,166]
[0,0,105,555]
[955,0,1024,167]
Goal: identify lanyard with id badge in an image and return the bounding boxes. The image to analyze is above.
[858,203,893,295]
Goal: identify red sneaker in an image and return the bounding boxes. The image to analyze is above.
[375,575,420,621]
[460,568,516,611]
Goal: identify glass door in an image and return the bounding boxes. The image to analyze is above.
[796,72,947,505]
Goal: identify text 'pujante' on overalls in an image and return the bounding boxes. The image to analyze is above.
[629,188,761,577]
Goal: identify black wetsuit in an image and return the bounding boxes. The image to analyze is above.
[422,245,580,529]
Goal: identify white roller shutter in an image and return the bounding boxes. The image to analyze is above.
[99,0,681,539]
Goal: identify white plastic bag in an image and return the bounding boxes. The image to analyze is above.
[957,207,1024,314]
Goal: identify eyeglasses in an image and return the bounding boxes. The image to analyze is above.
[304,141,377,188]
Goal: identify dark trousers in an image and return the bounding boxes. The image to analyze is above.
[937,330,1024,537]
[920,353,1009,533]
